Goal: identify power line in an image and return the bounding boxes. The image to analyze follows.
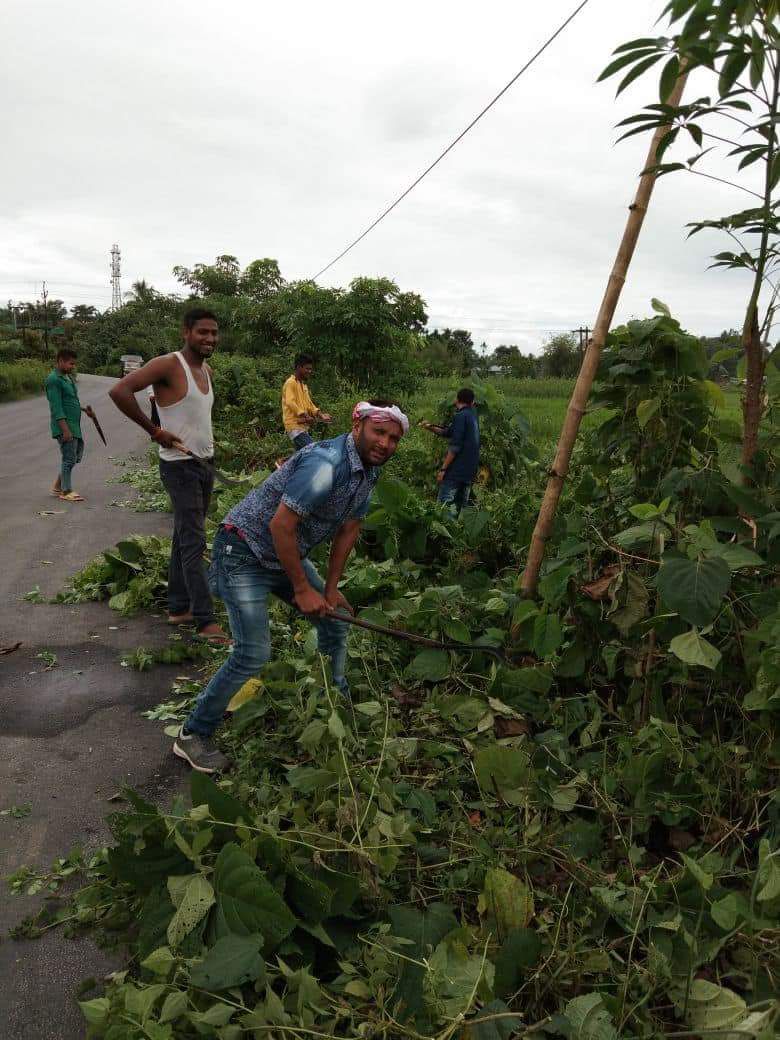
[310,0,591,282]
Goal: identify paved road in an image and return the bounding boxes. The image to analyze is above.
[0,375,190,1039]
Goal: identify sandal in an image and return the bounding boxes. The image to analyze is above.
[194,626,233,647]
[168,612,195,625]
[58,491,85,502]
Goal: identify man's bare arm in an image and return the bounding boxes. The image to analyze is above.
[269,504,330,616]
[108,356,182,447]
[324,520,361,609]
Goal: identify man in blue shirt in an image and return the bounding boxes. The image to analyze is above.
[174,400,409,773]
[421,388,480,514]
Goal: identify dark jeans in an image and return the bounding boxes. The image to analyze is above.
[184,528,349,736]
[56,436,84,493]
[159,459,215,628]
[438,478,472,515]
[292,431,314,450]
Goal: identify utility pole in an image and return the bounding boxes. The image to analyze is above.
[41,281,50,357]
[570,326,590,363]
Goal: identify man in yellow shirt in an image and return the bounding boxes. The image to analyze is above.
[281,354,332,449]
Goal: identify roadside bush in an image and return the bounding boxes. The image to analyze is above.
[0,358,48,401]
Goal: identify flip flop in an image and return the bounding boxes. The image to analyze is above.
[58,492,85,502]
[168,612,195,625]
[194,629,233,647]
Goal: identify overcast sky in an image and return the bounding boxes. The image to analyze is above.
[1,0,760,352]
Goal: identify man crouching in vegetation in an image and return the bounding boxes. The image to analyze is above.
[173,399,409,773]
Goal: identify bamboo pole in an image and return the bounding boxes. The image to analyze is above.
[520,70,688,598]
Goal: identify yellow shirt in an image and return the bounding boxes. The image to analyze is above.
[282,375,318,433]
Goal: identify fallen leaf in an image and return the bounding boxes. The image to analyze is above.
[581,566,620,601]
[494,717,531,738]
[467,811,482,828]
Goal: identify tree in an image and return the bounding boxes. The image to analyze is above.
[600,0,780,480]
[125,280,161,305]
[422,327,477,375]
[240,259,284,300]
[173,254,241,297]
[279,276,428,395]
[70,304,100,322]
[541,334,580,378]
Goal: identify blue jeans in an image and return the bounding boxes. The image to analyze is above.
[56,436,84,493]
[184,528,350,736]
[438,478,472,515]
[292,431,314,450]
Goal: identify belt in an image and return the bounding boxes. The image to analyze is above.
[222,523,247,542]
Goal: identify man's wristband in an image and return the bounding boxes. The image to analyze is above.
[150,427,161,442]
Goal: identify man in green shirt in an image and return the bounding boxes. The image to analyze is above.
[45,348,95,502]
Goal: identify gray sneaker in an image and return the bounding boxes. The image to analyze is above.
[173,727,230,774]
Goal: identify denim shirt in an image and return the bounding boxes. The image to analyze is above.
[224,433,378,570]
[443,406,480,483]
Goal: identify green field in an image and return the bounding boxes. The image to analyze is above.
[411,377,743,459]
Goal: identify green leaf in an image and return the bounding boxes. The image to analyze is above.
[141,945,176,977]
[657,555,731,626]
[212,843,296,953]
[190,934,265,990]
[659,55,680,101]
[493,928,542,998]
[478,867,534,938]
[408,648,450,682]
[680,852,713,890]
[444,618,471,643]
[710,894,738,930]
[79,998,110,1027]
[669,630,721,671]
[389,903,457,1023]
[159,990,188,1024]
[718,48,750,96]
[474,745,532,805]
[532,612,563,658]
[757,840,780,902]
[563,992,618,1039]
[636,398,661,428]
[711,346,741,364]
[651,297,671,316]
[166,874,214,948]
[190,771,250,826]
[616,53,664,95]
[327,709,346,741]
[125,983,166,1022]
[674,979,747,1034]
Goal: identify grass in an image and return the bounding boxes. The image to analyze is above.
[0,358,49,402]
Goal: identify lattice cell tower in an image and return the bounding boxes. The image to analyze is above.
[110,243,122,310]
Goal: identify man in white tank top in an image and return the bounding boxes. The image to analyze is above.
[108,308,229,644]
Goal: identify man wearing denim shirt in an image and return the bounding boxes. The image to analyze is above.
[421,388,480,514]
[174,399,409,773]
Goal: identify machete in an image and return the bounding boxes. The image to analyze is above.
[181,449,251,489]
[330,610,513,666]
[88,410,107,446]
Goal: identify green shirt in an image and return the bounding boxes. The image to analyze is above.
[45,370,82,439]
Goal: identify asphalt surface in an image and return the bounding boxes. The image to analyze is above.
[0,375,191,1039]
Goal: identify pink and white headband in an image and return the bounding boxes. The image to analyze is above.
[352,401,409,435]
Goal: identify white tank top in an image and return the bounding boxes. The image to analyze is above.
[157,352,214,462]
